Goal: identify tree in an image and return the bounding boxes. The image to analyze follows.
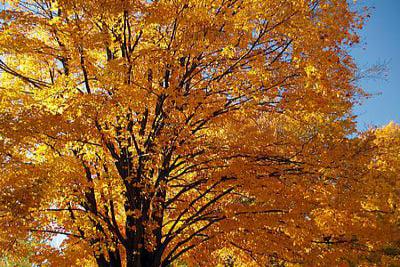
[350,122,400,267]
[1,0,395,266]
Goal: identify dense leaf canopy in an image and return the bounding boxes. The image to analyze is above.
[0,0,398,266]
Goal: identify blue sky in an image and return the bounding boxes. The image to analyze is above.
[351,0,400,130]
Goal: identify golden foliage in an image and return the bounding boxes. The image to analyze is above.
[0,0,397,266]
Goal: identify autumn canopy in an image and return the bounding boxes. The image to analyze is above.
[0,0,399,266]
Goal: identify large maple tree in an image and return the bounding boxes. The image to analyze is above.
[0,0,398,266]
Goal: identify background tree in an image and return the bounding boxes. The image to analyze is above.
[1,0,396,266]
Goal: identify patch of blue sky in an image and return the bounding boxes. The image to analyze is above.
[350,0,400,130]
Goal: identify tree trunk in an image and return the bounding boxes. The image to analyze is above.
[125,249,162,267]
[95,249,123,267]
[95,254,110,267]
[109,249,122,267]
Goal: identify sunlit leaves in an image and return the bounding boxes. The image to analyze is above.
[0,0,396,266]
